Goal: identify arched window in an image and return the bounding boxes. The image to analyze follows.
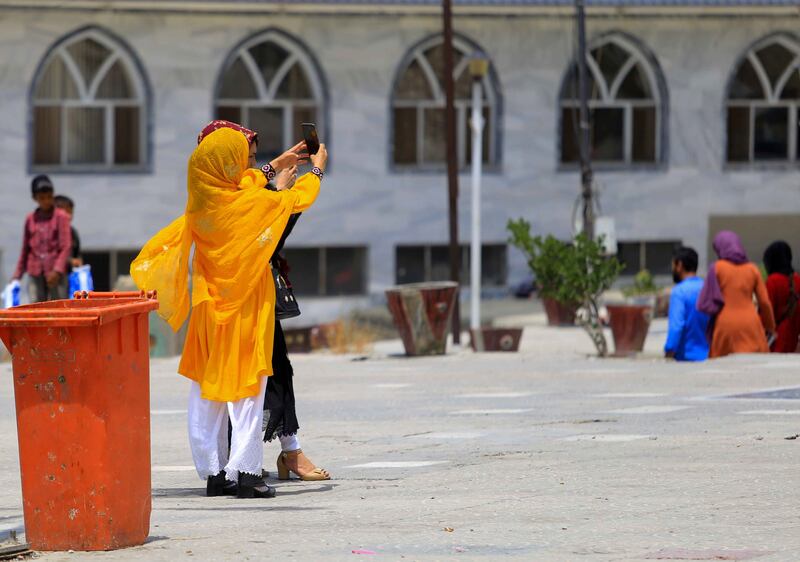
[726,34,800,164]
[214,30,326,162]
[31,27,149,171]
[391,35,500,169]
[560,33,665,167]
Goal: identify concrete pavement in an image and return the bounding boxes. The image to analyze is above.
[0,314,798,561]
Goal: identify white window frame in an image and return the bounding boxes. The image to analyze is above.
[215,30,325,152]
[560,34,662,168]
[391,36,499,171]
[31,28,148,173]
[726,35,800,165]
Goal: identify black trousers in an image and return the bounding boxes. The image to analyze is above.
[228,318,299,448]
[263,319,300,441]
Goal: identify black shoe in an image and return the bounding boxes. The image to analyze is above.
[237,472,276,499]
[206,472,238,497]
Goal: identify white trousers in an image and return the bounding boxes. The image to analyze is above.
[278,433,301,452]
[188,378,268,482]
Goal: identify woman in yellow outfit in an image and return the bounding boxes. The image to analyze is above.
[131,123,327,498]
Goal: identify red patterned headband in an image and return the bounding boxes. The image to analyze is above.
[197,120,258,146]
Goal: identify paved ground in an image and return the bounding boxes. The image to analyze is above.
[0,313,799,561]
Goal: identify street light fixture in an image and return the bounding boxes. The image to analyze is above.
[468,52,488,334]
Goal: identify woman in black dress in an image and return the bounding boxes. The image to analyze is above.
[264,165,331,481]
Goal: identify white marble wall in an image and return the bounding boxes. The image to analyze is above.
[1,8,799,296]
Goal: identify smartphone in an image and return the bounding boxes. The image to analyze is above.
[302,123,320,156]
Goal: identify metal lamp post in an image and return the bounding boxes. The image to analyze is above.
[442,0,462,344]
[575,0,595,239]
[468,53,489,333]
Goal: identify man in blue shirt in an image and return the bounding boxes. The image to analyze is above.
[665,246,710,361]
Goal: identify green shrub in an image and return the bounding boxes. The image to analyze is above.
[622,269,659,297]
[507,219,571,302]
[507,218,622,356]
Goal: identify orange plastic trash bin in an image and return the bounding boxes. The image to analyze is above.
[0,292,159,551]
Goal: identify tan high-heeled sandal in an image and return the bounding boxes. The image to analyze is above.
[277,449,331,481]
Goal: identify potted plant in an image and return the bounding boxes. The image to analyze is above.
[607,269,658,356]
[507,219,578,326]
[559,233,623,357]
[508,219,622,356]
[621,269,659,302]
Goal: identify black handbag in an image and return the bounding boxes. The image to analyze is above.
[272,255,300,320]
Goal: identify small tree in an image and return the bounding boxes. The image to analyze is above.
[508,219,622,357]
[561,233,622,357]
[507,218,575,304]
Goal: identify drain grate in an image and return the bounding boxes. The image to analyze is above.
[727,387,800,400]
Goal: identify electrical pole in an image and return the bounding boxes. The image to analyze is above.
[442,0,462,344]
[575,0,595,239]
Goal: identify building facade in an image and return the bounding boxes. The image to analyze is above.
[1,0,799,317]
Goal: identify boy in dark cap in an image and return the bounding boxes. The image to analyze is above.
[11,175,72,302]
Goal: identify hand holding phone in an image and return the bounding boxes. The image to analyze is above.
[271,141,309,171]
[310,144,328,172]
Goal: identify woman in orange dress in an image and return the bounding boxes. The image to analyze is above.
[697,231,775,358]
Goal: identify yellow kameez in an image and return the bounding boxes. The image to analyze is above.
[178,269,274,402]
[130,127,319,402]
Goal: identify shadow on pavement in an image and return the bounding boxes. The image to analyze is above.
[144,535,169,544]
[152,488,205,498]
[153,483,337,499]
[157,506,323,512]
[269,483,337,496]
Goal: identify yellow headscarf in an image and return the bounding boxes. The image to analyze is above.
[131,127,301,331]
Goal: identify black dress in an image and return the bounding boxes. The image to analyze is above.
[262,213,301,442]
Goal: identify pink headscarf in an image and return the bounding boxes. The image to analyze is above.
[697,231,749,318]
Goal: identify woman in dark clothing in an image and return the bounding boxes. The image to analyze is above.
[264,169,330,481]
[763,241,800,353]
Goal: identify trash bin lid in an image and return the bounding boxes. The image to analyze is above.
[0,298,159,328]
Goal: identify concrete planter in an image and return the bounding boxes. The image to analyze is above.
[310,322,342,350]
[284,326,313,354]
[148,312,187,358]
[469,327,523,352]
[607,304,653,356]
[385,282,458,356]
[654,290,671,318]
[541,297,577,326]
